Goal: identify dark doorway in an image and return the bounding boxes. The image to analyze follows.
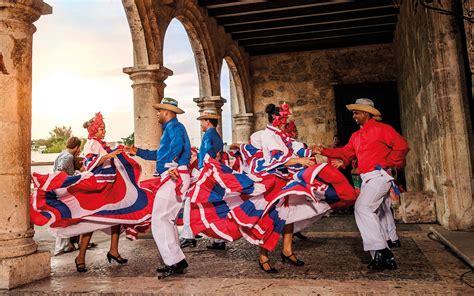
[334,81,401,145]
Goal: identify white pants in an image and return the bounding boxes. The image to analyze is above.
[354,170,395,251]
[180,197,194,240]
[54,237,70,255]
[152,168,190,266]
[379,196,398,242]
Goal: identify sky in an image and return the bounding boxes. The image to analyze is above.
[32,0,232,146]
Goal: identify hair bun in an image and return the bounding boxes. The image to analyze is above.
[265,104,277,114]
[83,120,91,129]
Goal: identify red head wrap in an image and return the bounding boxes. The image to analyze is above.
[272,102,291,128]
[285,120,298,138]
[84,112,105,139]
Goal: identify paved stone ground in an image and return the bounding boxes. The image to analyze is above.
[4,214,474,295]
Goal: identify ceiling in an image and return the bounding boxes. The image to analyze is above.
[198,0,400,55]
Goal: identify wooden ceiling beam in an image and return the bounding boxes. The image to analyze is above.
[247,33,394,55]
[232,16,398,39]
[238,24,396,46]
[208,0,338,17]
[217,0,396,25]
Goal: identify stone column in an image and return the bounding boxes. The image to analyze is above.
[232,113,254,143]
[0,0,52,289]
[123,64,172,178]
[193,96,227,136]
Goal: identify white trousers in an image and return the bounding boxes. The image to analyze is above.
[379,196,398,242]
[152,168,190,266]
[354,170,395,251]
[180,197,194,240]
[54,237,70,255]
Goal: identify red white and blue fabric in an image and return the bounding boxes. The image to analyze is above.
[189,154,356,250]
[30,139,155,240]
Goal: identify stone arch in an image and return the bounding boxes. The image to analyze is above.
[122,0,163,66]
[170,14,213,98]
[222,44,252,114]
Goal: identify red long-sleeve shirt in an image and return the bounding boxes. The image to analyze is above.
[322,119,409,174]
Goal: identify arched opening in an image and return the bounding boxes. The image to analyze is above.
[32,0,133,144]
[163,18,201,146]
[220,60,232,145]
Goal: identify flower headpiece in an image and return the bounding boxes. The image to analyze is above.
[272,102,291,127]
[285,120,298,138]
[84,112,105,139]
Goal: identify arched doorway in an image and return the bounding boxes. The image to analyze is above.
[163,18,201,146]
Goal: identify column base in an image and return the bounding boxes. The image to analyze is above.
[0,250,51,290]
[133,158,156,180]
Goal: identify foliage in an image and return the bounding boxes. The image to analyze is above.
[31,126,82,154]
[121,132,134,146]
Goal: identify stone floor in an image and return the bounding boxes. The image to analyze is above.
[4,215,474,295]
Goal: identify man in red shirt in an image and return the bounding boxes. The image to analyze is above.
[314,98,409,271]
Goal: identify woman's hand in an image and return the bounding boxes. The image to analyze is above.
[299,157,315,167]
[105,149,122,159]
[330,158,344,169]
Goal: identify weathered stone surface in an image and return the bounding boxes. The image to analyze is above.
[0,251,50,290]
[123,0,254,147]
[123,65,171,178]
[394,1,473,230]
[262,89,273,97]
[0,0,52,289]
[394,191,437,223]
[250,44,395,146]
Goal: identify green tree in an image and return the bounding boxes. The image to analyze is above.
[31,126,76,153]
[121,132,134,146]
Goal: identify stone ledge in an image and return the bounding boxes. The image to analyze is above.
[0,250,50,290]
[394,191,436,223]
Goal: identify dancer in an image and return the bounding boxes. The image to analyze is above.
[31,113,155,272]
[189,102,357,273]
[180,110,226,250]
[127,97,191,279]
[315,98,409,271]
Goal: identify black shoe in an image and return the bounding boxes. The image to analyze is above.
[180,238,197,248]
[206,242,226,250]
[281,253,305,266]
[75,258,88,273]
[195,234,203,239]
[106,252,128,264]
[387,239,401,248]
[157,259,188,279]
[294,232,309,240]
[367,251,385,271]
[368,249,397,271]
[258,259,278,273]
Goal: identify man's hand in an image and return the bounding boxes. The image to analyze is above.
[312,144,324,155]
[330,158,344,169]
[229,143,240,150]
[169,168,179,181]
[123,146,138,155]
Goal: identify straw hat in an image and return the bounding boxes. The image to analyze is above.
[197,110,220,120]
[153,97,185,114]
[346,98,381,117]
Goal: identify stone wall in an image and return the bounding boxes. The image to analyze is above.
[394,1,474,230]
[250,44,395,146]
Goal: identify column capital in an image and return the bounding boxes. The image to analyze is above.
[193,96,227,111]
[123,64,173,87]
[233,113,254,120]
[0,0,51,27]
